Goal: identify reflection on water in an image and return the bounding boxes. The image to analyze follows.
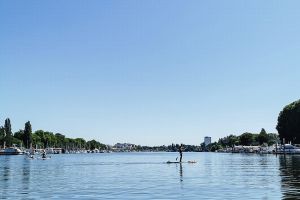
[0,156,32,199]
[1,153,298,199]
[279,155,300,199]
[179,163,183,182]
[22,159,31,194]
[1,156,11,199]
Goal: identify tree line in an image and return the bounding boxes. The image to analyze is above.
[206,98,300,151]
[1,99,298,151]
[134,143,202,152]
[0,118,106,150]
[205,128,280,152]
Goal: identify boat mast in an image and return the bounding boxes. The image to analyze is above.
[3,129,6,149]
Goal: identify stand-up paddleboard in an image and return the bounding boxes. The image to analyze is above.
[166,161,181,164]
[166,160,197,164]
[38,157,51,160]
[25,156,35,160]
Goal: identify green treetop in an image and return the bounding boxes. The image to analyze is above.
[277,99,300,144]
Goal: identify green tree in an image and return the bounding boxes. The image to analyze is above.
[12,137,22,147]
[257,128,268,145]
[218,134,239,148]
[32,134,42,148]
[46,132,56,147]
[206,142,221,152]
[0,126,5,147]
[74,138,86,149]
[267,133,279,145]
[239,132,254,146]
[86,140,98,150]
[24,121,32,148]
[4,118,13,147]
[227,135,239,147]
[14,129,24,146]
[277,99,300,144]
[34,130,55,148]
[64,138,75,150]
[86,140,106,150]
[34,130,46,148]
[55,133,65,148]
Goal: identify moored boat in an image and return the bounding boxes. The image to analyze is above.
[0,146,24,155]
[276,144,300,154]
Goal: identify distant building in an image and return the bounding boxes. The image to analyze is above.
[113,143,135,150]
[204,136,211,146]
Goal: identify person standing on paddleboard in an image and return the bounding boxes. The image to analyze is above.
[179,144,184,162]
[42,150,47,159]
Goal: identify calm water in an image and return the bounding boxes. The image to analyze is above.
[0,152,299,199]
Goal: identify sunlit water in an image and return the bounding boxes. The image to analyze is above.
[0,152,299,199]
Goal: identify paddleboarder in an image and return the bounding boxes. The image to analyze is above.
[42,150,47,159]
[179,144,184,162]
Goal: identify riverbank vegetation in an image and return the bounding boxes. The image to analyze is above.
[0,119,284,153]
[133,144,202,152]
[0,119,106,150]
[0,99,298,152]
[204,129,279,152]
[205,99,300,152]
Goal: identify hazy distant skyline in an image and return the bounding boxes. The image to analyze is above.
[1,1,300,145]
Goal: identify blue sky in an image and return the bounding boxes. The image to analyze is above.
[1,1,300,146]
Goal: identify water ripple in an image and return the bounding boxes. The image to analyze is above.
[0,153,296,199]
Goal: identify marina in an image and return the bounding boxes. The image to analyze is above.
[218,144,300,154]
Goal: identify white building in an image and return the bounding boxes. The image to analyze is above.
[113,143,135,150]
[204,136,211,146]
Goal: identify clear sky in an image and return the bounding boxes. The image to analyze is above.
[1,1,300,146]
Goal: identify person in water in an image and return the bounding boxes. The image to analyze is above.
[179,144,184,162]
[42,150,47,159]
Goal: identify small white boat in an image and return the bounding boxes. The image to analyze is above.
[0,146,24,155]
[277,144,300,154]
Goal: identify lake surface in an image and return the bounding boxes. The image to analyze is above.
[0,152,299,199]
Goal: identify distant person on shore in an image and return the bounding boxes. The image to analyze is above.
[179,144,184,162]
